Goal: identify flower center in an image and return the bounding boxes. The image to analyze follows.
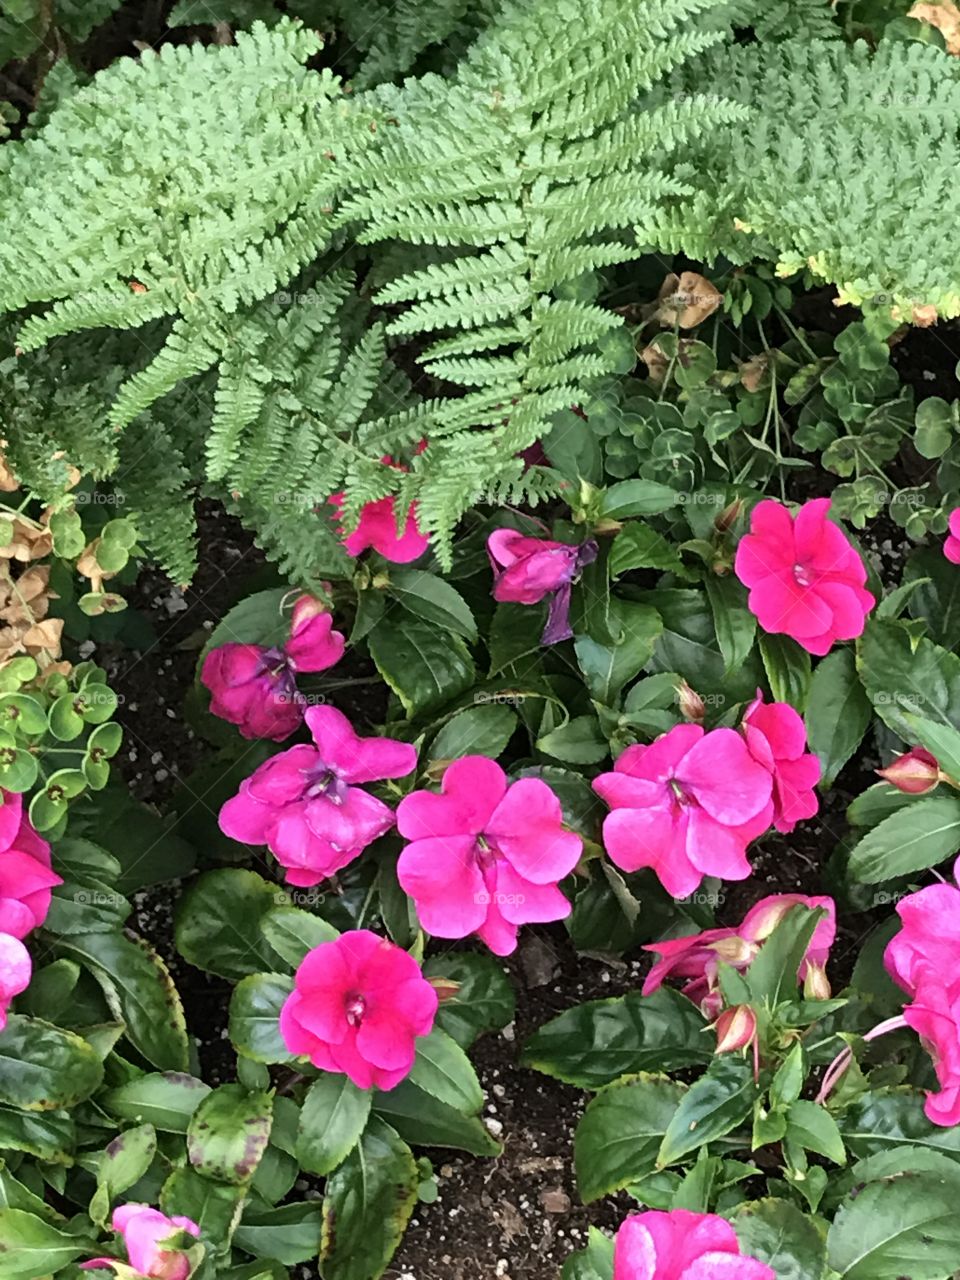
[475,833,497,872]
[304,765,350,805]
[344,993,366,1027]
[792,562,813,588]
[668,778,694,808]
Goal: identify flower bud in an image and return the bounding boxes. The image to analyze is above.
[877,747,940,795]
[676,680,706,724]
[803,961,832,1001]
[710,935,759,967]
[699,987,724,1022]
[714,498,744,534]
[428,976,461,1004]
[714,1004,757,1055]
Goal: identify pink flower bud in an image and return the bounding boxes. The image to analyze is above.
[803,961,832,1001]
[877,747,941,795]
[676,680,705,724]
[714,1004,757,1054]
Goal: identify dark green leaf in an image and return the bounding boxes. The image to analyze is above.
[807,649,872,786]
[175,869,288,980]
[368,619,475,718]
[0,1209,93,1277]
[657,1058,758,1167]
[385,570,477,641]
[230,975,297,1064]
[188,1084,273,1184]
[759,634,811,712]
[575,1075,686,1202]
[429,704,517,764]
[297,1076,372,1176]
[102,1073,211,1133]
[828,1169,960,1279]
[704,575,756,675]
[0,1016,103,1111]
[846,792,960,882]
[732,1198,826,1280]
[422,952,515,1049]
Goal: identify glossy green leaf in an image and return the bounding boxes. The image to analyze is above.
[187,1084,273,1184]
[847,791,960,882]
[429,704,517,764]
[319,1117,418,1280]
[89,1123,157,1226]
[297,1075,372,1177]
[102,1073,211,1134]
[0,1016,103,1111]
[259,905,338,971]
[575,1075,686,1202]
[368,618,475,718]
[230,974,297,1063]
[0,1209,93,1277]
[759,634,811,711]
[732,1198,826,1280]
[806,648,872,786]
[521,988,711,1089]
[175,868,288,980]
[371,1080,501,1156]
[422,952,515,1049]
[385,569,477,641]
[233,1201,322,1265]
[828,1169,960,1279]
[657,1057,758,1168]
[704,574,756,675]
[408,1026,483,1113]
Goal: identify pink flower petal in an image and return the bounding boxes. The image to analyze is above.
[396,836,488,938]
[485,778,581,884]
[304,706,416,783]
[397,757,505,840]
[679,729,772,826]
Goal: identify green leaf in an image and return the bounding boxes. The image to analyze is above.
[297,1076,372,1176]
[574,602,663,705]
[786,1100,846,1164]
[102,1073,211,1134]
[759,634,811,712]
[198,588,289,672]
[83,785,197,893]
[429,704,517,764]
[704,574,756,675]
[162,1165,246,1244]
[858,619,960,740]
[385,570,477,641]
[846,791,960,882]
[0,1209,93,1277]
[521,988,711,1090]
[561,1226,615,1280]
[319,1117,419,1280]
[230,974,297,1063]
[60,932,189,1071]
[0,1108,74,1161]
[746,905,823,1006]
[0,1016,103,1111]
[234,1202,322,1266]
[89,1123,157,1226]
[575,1075,686,1202]
[600,480,678,519]
[828,1169,960,1279]
[422,952,515,1049]
[407,1026,483,1113]
[537,715,609,764]
[371,1080,501,1156]
[806,648,872,786]
[904,545,960,646]
[657,1057,758,1168]
[609,523,682,576]
[259,905,338,971]
[839,1088,960,1163]
[175,869,288,980]
[902,709,960,781]
[187,1084,273,1185]
[732,1198,826,1280]
[368,618,475,718]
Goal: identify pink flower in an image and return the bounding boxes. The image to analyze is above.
[734,498,874,655]
[877,746,941,794]
[219,706,417,886]
[0,933,31,1030]
[0,793,61,938]
[487,529,597,644]
[612,1211,774,1280]
[741,692,820,833]
[279,929,438,1090]
[329,493,429,563]
[82,1205,200,1280]
[396,756,582,956]
[884,862,960,1125]
[201,595,345,742]
[643,893,836,1011]
[944,509,960,564]
[593,725,773,899]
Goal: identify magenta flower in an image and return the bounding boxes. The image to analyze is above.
[945,509,960,564]
[0,792,61,938]
[884,861,960,1125]
[740,692,820,833]
[201,595,345,742]
[279,929,438,1090]
[81,1205,200,1280]
[487,529,598,644]
[396,756,582,956]
[734,498,874,655]
[329,492,429,563]
[593,725,773,899]
[0,933,31,1030]
[643,892,836,1012]
[612,1210,774,1280]
[219,706,417,886]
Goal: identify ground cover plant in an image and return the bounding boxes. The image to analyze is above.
[7,0,960,1277]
